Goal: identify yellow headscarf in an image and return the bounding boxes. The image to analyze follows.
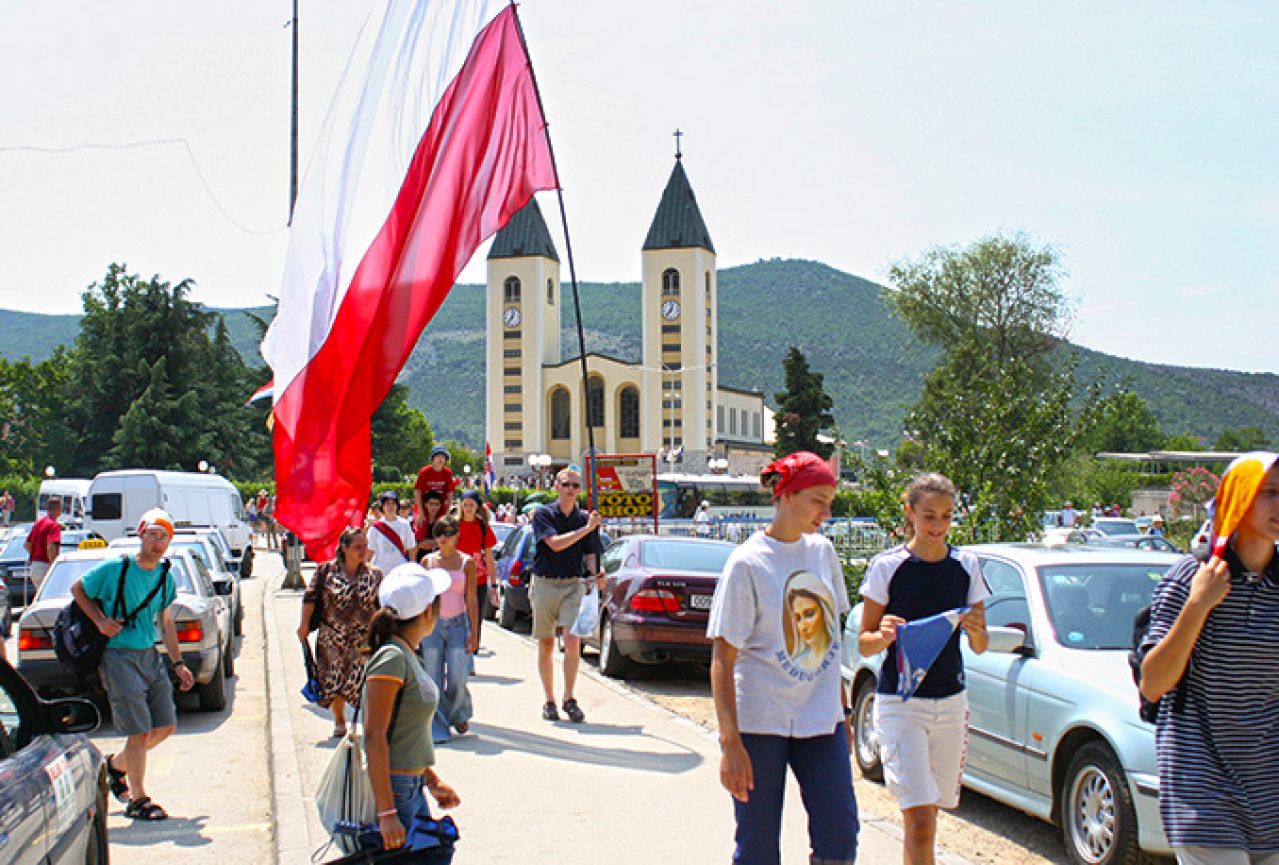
[1209,451,1279,557]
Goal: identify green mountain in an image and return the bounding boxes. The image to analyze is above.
[4,259,1276,448]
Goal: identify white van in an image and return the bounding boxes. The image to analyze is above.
[86,470,255,576]
[36,478,92,526]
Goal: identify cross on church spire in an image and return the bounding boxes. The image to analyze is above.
[673,128,683,160]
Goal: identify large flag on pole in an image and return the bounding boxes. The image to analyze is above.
[262,1,556,558]
[896,607,969,701]
[483,442,496,494]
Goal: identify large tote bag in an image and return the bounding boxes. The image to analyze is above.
[315,726,377,854]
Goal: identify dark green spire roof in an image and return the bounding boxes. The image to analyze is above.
[488,197,559,262]
[643,158,715,254]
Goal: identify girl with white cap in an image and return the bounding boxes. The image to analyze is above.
[362,562,460,851]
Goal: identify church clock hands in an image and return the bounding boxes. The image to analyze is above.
[503,306,522,327]
[660,299,681,320]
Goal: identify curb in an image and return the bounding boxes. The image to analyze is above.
[264,562,310,864]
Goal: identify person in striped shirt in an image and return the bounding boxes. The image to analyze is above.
[1141,452,1279,864]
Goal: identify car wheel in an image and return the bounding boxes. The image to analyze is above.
[598,615,633,679]
[482,586,497,622]
[86,779,108,865]
[223,638,236,678]
[240,547,254,579]
[198,649,229,712]
[234,599,244,636]
[852,677,883,782]
[2,606,10,639]
[498,590,518,631]
[1059,741,1141,865]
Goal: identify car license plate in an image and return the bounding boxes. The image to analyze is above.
[689,594,713,610]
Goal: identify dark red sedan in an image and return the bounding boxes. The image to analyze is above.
[586,535,736,678]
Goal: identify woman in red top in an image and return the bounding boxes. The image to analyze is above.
[455,491,498,642]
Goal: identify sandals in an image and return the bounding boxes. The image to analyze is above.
[541,701,560,721]
[562,698,586,724]
[124,797,168,821]
[105,754,129,803]
[332,724,348,738]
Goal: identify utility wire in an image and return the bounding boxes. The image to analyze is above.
[0,137,285,236]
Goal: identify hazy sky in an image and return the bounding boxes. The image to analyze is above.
[1,2,1275,373]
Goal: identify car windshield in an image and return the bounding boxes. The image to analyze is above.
[1,532,28,559]
[1094,520,1138,536]
[639,539,734,572]
[1037,563,1169,649]
[38,557,195,600]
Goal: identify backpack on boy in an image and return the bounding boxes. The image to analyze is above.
[53,555,171,680]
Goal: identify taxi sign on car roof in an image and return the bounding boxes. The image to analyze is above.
[78,538,107,549]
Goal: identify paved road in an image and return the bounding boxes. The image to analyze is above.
[5,548,976,864]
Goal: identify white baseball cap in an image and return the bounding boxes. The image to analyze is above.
[379,563,452,620]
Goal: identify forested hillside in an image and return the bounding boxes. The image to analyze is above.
[5,259,1276,448]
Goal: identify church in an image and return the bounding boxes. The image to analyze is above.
[484,151,771,483]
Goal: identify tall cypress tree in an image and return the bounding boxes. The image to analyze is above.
[772,346,835,458]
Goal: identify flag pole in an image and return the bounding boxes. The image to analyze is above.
[511,4,598,511]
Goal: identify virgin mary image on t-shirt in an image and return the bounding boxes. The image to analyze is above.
[782,570,838,673]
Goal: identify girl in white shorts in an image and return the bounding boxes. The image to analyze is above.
[859,473,991,865]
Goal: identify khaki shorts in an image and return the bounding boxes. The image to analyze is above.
[530,576,585,640]
[29,561,51,591]
[874,691,969,810]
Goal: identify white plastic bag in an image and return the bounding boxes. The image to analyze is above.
[571,587,600,638]
[314,727,376,853]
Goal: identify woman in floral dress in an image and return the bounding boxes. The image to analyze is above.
[298,526,383,736]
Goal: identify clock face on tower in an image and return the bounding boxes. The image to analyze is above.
[503,306,522,327]
[660,300,681,321]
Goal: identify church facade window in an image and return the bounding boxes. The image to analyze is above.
[662,268,680,297]
[619,386,640,439]
[587,377,605,428]
[550,388,571,440]
[504,276,521,304]
[547,278,554,304]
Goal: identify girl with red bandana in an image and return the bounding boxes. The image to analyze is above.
[707,451,859,865]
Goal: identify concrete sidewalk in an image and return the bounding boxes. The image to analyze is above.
[264,565,968,864]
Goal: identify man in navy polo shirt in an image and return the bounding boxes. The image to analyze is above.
[530,467,604,723]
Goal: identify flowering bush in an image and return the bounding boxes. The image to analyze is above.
[1168,467,1219,514]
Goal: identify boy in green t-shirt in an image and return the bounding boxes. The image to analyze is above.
[70,508,194,821]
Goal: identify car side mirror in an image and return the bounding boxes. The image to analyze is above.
[986,626,1028,654]
[214,581,234,596]
[48,697,101,734]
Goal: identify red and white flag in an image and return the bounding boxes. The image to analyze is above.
[262,1,555,558]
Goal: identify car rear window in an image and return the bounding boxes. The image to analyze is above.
[39,557,196,601]
[1037,563,1169,650]
[1,533,28,559]
[640,540,733,572]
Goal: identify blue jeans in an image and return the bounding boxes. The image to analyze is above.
[383,774,454,864]
[419,612,473,742]
[733,727,859,865]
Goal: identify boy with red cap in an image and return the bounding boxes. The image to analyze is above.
[1140,452,1279,863]
[70,508,195,821]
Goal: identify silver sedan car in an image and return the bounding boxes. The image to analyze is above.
[15,547,235,713]
[843,543,1179,865]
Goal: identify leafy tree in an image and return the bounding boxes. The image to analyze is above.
[888,234,1079,541]
[887,232,1071,370]
[1215,426,1269,452]
[1162,432,1204,451]
[772,346,835,458]
[108,359,203,469]
[1077,389,1163,454]
[1169,468,1219,519]
[370,383,434,481]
